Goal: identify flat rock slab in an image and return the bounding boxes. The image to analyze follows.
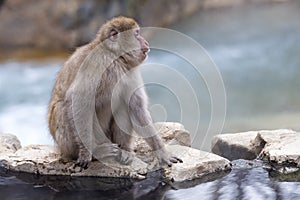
[164,145,231,182]
[211,129,300,171]
[211,131,260,160]
[258,131,300,167]
[0,133,21,154]
[0,144,230,183]
[2,144,149,179]
[0,123,231,183]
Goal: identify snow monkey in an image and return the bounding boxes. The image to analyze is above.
[48,16,182,169]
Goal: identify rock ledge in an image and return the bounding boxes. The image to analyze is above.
[211,129,300,174]
[0,122,231,183]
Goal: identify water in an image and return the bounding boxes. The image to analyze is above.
[170,1,300,133]
[1,160,300,199]
[166,168,300,200]
[0,61,61,146]
[0,1,300,199]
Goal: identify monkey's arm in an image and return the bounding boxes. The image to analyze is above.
[128,92,183,166]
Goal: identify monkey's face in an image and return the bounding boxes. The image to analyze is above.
[106,27,150,68]
[133,28,150,61]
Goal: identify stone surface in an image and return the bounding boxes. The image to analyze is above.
[6,144,148,179]
[211,131,260,160]
[0,0,204,51]
[155,122,191,147]
[211,129,300,173]
[164,145,231,182]
[0,122,231,183]
[0,0,289,53]
[257,130,300,167]
[0,133,22,155]
[133,122,191,156]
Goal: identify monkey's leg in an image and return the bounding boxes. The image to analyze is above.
[110,108,135,165]
[111,121,135,165]
[92,112,120,162]
[73,123,93,169]
[74,140,92,169]
[51,102,78,160]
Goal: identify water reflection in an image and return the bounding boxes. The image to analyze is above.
[1,164,300,200]
[166,167,300,200]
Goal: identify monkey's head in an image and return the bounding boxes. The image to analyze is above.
[98,16,150,68]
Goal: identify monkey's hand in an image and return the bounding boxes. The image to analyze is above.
[155,148,183,167]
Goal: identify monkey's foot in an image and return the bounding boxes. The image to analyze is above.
[75,156,92,169]
[92,143,120,161]
[75,149,92,169]
[118,150,135,165]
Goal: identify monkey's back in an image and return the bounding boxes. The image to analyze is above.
[47,45,91,138]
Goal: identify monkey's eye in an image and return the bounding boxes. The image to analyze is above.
[134,30,140,37]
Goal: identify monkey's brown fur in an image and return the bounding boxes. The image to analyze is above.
[48,16,182,168]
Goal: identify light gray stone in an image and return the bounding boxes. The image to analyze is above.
[133,122,191,156]
[211,129,300,173]
[0,133,22,155]
[257,130,300,167]
[4,144,148,179]
[164,145,231,182]
[155,122,191,147]
[211,131,260,160]
[0,122,231,183]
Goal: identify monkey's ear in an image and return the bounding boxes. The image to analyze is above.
[109,28,119,41]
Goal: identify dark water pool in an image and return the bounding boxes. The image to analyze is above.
[1,160,300,200]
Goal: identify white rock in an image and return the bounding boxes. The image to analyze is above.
[164,145,231,182]
[0,133,22,154]
[2,144,150,178]
[155,122,191,147]
[0,122,231,182]
[211,129,300,171]
[133,122,191,154]
[211,131,259,160]
[0,133,22,162]
[257,130,300,166]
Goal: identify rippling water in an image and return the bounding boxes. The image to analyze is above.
[166,166,300,200]
[0,1,300,199]
[1,160,300,199]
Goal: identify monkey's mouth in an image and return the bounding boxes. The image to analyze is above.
[142,48,150,55]
[141,48,150,59]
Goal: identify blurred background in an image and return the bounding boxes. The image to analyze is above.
[0,0,299,150]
